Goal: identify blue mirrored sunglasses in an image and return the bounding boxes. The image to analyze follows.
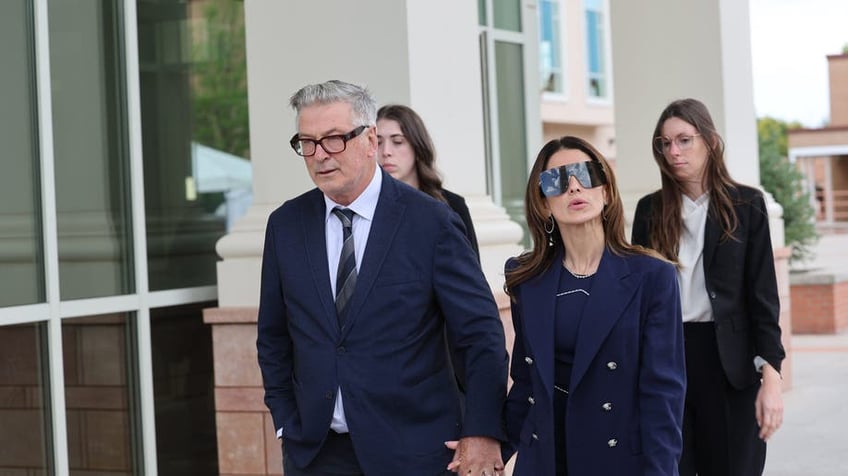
[539,160,608,197]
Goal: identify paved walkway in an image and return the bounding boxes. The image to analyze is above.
[764,333,848,475]
[764,229,848,475]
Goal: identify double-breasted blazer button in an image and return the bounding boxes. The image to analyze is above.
[525,356,534,365]
[709,291,717,299]
[606,361,618,370]
[528,396,535,405]
[607,438,618,448]
[531,433,539,440]
[601,402,612,411]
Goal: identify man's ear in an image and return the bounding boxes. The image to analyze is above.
[366,125,379,157]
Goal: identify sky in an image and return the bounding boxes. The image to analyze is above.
[749,0,848,128]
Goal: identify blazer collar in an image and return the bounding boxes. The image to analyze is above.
[570,248,638,391]
[337,170,405,338]
[302,170,405,337]
[520,248,639,398]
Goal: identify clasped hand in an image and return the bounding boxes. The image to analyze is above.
[444,436,504,476]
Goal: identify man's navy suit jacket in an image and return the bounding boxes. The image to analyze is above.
[257,170,507,475]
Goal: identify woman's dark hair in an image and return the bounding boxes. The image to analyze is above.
[377,104,445,202]
[648,98,740,261]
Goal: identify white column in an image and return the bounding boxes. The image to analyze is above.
[216,0,522,306]
[610,0,782,245]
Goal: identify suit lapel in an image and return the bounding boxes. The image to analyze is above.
[521,251,563,400]
[339,171,405,338]
[570,249,638,391]
[302,191,339,332]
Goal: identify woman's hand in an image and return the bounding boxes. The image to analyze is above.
[755,364,784,441]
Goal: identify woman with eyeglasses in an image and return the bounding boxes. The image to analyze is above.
[376,104,479,260]
[631,98,785,476]
[500,136,686,476]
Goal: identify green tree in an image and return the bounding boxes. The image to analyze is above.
[190,0,250,159]
[757,117,818,261]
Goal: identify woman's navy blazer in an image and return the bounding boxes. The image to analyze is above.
[503,248,686,476]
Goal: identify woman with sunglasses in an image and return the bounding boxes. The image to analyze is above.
[631,98,785,476]
[501,136,686,475]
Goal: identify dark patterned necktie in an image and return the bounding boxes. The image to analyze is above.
[332,207,357,327]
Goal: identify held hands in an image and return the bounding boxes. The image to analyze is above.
[445,436,504,476]
[755,363,784,441]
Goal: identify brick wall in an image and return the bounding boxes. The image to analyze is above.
[790,277,848,334]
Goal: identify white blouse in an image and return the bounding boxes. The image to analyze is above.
[678,193,714,323]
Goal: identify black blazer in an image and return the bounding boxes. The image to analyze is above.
[631,185,785,389]
[443,189,480,261]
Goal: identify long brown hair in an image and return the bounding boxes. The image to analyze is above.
[377,104,446,202]
[648,98,740,261]
[505,136,657,295]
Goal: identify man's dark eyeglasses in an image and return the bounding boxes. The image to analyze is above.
[539,160,608,197]
[290,125,369,157]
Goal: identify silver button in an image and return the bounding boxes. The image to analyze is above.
[525,356,534,365]
[531,433,539,440]
[709,291,717,299]
[602,402,612,411]
[607,438,618,447]
[607,361,618,370]
[528,396,535,405]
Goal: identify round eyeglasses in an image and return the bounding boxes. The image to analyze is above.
[290,125,369,157]
[654,133,701,153]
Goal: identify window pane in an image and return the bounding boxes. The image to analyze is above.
[493,0,522,32]
[49,0,134,300]
[63,313,139,475]
[478,0,487,25]
[138,0,252,291]
[0,322,52,474]
[495,41,529,245]
[151,303,218,474]
[539,0,563,93]
[0,0,45,307]
[585,6,607,98]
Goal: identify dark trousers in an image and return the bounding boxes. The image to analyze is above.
[679,322,766,476]
[283,431,364,476]
[283,430,455,476]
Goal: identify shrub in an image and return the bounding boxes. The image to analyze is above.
[757,117,818,262]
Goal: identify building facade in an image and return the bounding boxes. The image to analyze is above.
[789,53,848,226]
[0,1,786,475]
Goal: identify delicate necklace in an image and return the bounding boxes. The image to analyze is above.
[563,263,595,279]
[566,268,594,279]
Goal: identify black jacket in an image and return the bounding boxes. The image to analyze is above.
[631,185,785,388]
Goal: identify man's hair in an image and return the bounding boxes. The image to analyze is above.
[290,80,377,127]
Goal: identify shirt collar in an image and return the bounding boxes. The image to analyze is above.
[324,166,382,223]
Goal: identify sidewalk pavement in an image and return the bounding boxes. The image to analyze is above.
[763,332,848,475]
[764,230,848,475]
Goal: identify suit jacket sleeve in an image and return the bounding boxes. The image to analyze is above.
[444,190,480,263]
[434,208,508,440]
[743,191,785,372]
[256,212,300,440]
[639,261,686,476]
